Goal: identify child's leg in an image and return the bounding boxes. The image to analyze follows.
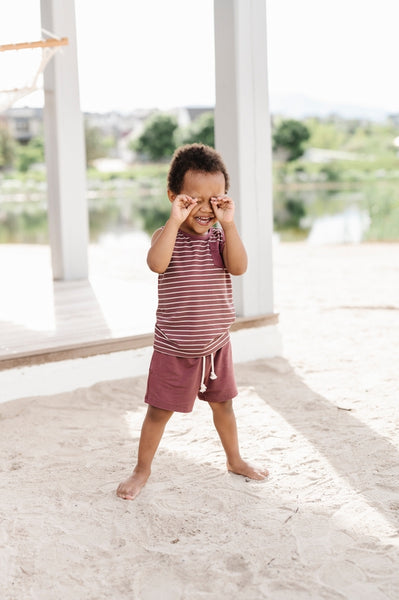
[209,399,269,480]
[117,405,173,500]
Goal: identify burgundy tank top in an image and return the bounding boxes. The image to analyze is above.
[153,227,235,358]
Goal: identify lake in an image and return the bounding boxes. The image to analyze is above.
[0,178,398,245]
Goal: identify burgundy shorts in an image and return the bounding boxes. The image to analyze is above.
[144,341,238,413]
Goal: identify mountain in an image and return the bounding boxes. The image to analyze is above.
[269,92,392,122]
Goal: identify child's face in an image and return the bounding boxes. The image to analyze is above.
[169,169,226,235]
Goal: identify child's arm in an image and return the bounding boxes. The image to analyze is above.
[211,196,248,275]
[147,195,197,273]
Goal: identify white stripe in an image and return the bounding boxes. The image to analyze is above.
[157,295,233,302]
[154,339,230,357]
[158,308,234,314]
[159,289,232,294]
[159,279,230,285]
[157,323,234,328]
[161,274,230,279]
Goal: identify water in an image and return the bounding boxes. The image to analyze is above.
[307,206,371,244]
[0,178,398,245]
[0,177,170,245]
[273,182,399,243]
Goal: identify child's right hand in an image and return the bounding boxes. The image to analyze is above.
[170,194,198,225]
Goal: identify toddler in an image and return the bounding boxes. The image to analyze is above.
[117,143,269,500]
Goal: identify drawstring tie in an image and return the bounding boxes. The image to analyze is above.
[200,353,218,393]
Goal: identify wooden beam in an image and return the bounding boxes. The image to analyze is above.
[0,314,279,371]
[0,334,154,371]
[0,38,68,52]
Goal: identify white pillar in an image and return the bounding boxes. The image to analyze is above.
[214,0,274,316]
[40,0,89,280]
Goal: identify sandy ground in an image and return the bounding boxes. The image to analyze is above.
[1,242,398,600]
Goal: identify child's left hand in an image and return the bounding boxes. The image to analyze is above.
[210,195,235,225]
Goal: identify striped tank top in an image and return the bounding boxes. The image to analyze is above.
[153,227,236,358]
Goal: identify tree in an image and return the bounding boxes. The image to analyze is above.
[133,113,178,160]
[180,112,214,147]
[0,121,15,170]
[305,117,346,150]
[15,137,45,172]
[273,119,310,161]
[85,123,111,166]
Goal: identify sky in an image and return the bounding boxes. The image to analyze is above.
[0,0,399,116]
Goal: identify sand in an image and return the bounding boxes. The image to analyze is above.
[1,242,398,600]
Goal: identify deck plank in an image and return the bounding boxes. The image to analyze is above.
[0,244,277,371]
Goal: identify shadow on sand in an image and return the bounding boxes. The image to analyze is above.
[236,357,399,530]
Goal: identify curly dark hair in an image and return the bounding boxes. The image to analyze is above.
[167,143,230,194]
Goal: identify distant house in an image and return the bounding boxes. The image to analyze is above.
[302,147,364,163]
[84,109,155,141]
[3,106,43,143]
[115,106,214,163]
[84,109,156,163]
[3,105,214,163]
[167,105,213,128]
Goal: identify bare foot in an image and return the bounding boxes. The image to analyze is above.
[116,468,150,500]
[227,459,269,480]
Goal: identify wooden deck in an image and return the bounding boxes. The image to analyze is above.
[0,243,278,371]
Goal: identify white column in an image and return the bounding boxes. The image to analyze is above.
[214,0,274,316]
[40,0,89,280]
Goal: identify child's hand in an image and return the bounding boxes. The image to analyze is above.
[170,194,198,224]
[210,195,235,225]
